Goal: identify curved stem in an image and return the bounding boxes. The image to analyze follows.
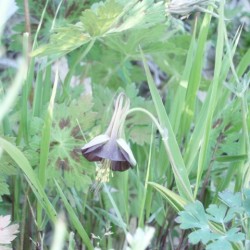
[126,107,166,138]
[127,107,194,202]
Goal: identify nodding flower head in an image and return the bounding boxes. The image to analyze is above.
[81,93,136,183]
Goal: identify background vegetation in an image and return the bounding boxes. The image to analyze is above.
[0,0,249,249]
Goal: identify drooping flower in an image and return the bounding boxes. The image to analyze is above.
[81,93,136,183]
[0,215,19,249]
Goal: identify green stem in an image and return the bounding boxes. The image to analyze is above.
[127,107,194,202]
[127,108,231,239]
[127,108,164,136]
[32,0,49,50]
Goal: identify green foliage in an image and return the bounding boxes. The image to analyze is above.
[242,189,250,216]
[47,96,97,193]
[0,137,57,223]
[80,0,123,36]
[219,190,249,216]
[124,83,154,145]
[1,0,250,249]
[176,192,249,250]
[32,0,166,57]
[0,157,19,203]
[141,48,194,201]
[32,26,91,57]
[25,87,153,194]
[55,180,93,249]
[0,146,18,201]
[92,83,154,146]
[211,100,244,160]
[11,0,95,53]
[0,176,10,202]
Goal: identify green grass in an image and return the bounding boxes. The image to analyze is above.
[0,0,249,249]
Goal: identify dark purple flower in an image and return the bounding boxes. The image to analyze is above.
[81,93,136,182]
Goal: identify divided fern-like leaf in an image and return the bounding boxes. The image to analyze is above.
[32,25,91,57]
[206,204,234,223]
[32,0,166,57]
[218,190,242,209]
[46,95,98,192]
[80,0,123,36]
[206,228,245,250]
[176,198,246,250]
[176,201,211,244]
[109,0,165,33]
[104,25,167,55]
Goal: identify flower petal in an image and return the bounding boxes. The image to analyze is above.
[94,138,127,162]
[117,139,136,166]
[0,215,11,229]
[81,134,109,162]
[0,215,19,245]
[111,161,130,171]
[82,151,103,162]
[0,224,19,244]
[81,134,109,151]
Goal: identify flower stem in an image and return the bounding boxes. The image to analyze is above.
[127,107,194,202]
[127,107,167,140]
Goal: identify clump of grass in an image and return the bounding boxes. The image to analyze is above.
[0,0,249,249]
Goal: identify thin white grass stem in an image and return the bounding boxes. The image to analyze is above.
[51,0,64,31]
[32,0,49,49]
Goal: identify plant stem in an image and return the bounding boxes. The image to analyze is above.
[127,108,164,136]
[23,0,31,54]
[127,107,194,202]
